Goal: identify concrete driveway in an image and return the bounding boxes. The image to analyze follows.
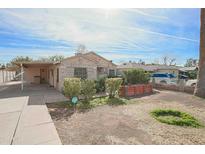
[0,82,67,145]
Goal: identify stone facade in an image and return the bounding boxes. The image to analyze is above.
[49,52,117,91]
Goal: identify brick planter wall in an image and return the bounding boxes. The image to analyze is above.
[119,84,153,97]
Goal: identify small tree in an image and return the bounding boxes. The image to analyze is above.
[75,44,87,55]
[162,56,176,66]
[105,78,123,98]
[10,56,33,66]
[184,58,198,67]
[0,64,5,69]
[38,55,65,62]
[49,55,65,62]
[187,70,197,79]
[63,78,81,99]
[81,79,96,102]
[123,69,150,85]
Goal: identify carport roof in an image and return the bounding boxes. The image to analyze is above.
[13,61,60,67]
[0,65,19,71]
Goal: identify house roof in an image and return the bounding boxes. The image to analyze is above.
[179,67,197,72]
[117,63,157,71]
[86,52,117,66]
[13,52,116,68]
[117,63,182,71]
[62,51,117,67]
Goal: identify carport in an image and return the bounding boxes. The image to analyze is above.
[14,61,59,91]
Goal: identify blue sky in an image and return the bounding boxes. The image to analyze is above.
[0,8,200,65]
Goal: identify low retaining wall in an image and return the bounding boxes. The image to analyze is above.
[119,84,153,97]
[153,83,195,94]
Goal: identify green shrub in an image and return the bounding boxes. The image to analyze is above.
[63,78,81,98]
[81,79,96,101]
[105,78,123,98]
[95,77,106,93]
[123,68,150,85]
[187,70,197,79]
[151,109,204,128]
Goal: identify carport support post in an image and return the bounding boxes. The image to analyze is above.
[21,63,24,91]
[2,69,4,83]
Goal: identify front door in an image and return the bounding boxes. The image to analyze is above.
[40,68,47,84]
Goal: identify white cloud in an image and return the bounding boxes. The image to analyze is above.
[1,9,198,48]
[0,48,73,59]
[0,8,199,65]
[126,9,169,20]
[100,52,145,60]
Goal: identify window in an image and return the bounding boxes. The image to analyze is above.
[57,68,59,82]
[109,69,115,77]
[74,68,87,79]
[97,67,104,74]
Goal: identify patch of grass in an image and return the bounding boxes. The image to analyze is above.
[150,109,204,128]
[78,96,128,109]
[77,97,109,110]
[49,96,129,111]
[107,97,128,105]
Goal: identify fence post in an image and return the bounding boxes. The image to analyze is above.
[152,77,155,87]
[179,79,185,92]
[21,64,24,91]
[0,70,3,83]
[2,70,4,83]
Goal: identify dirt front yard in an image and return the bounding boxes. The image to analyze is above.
[47,90,205,145]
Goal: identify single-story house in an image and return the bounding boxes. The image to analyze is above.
[178,66,198,79]
[178,66,198,72]
[15,52,117,91]
[117,62,183,78]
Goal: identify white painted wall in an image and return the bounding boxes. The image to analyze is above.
[0,70,16,83]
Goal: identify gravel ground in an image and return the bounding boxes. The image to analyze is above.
[47,90,205,145]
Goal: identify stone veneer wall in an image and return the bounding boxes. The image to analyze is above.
[54,54,116,92]
[57,66,97,92]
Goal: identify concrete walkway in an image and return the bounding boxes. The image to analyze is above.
[0,82,67,145]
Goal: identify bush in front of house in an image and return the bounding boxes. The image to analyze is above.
[95,77,106,93]
[123,68,150,85]
[105,78,123,98]
[81,79,96,102]
[63,78,81,98]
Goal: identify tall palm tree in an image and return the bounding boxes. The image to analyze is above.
[194,8,205,98]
